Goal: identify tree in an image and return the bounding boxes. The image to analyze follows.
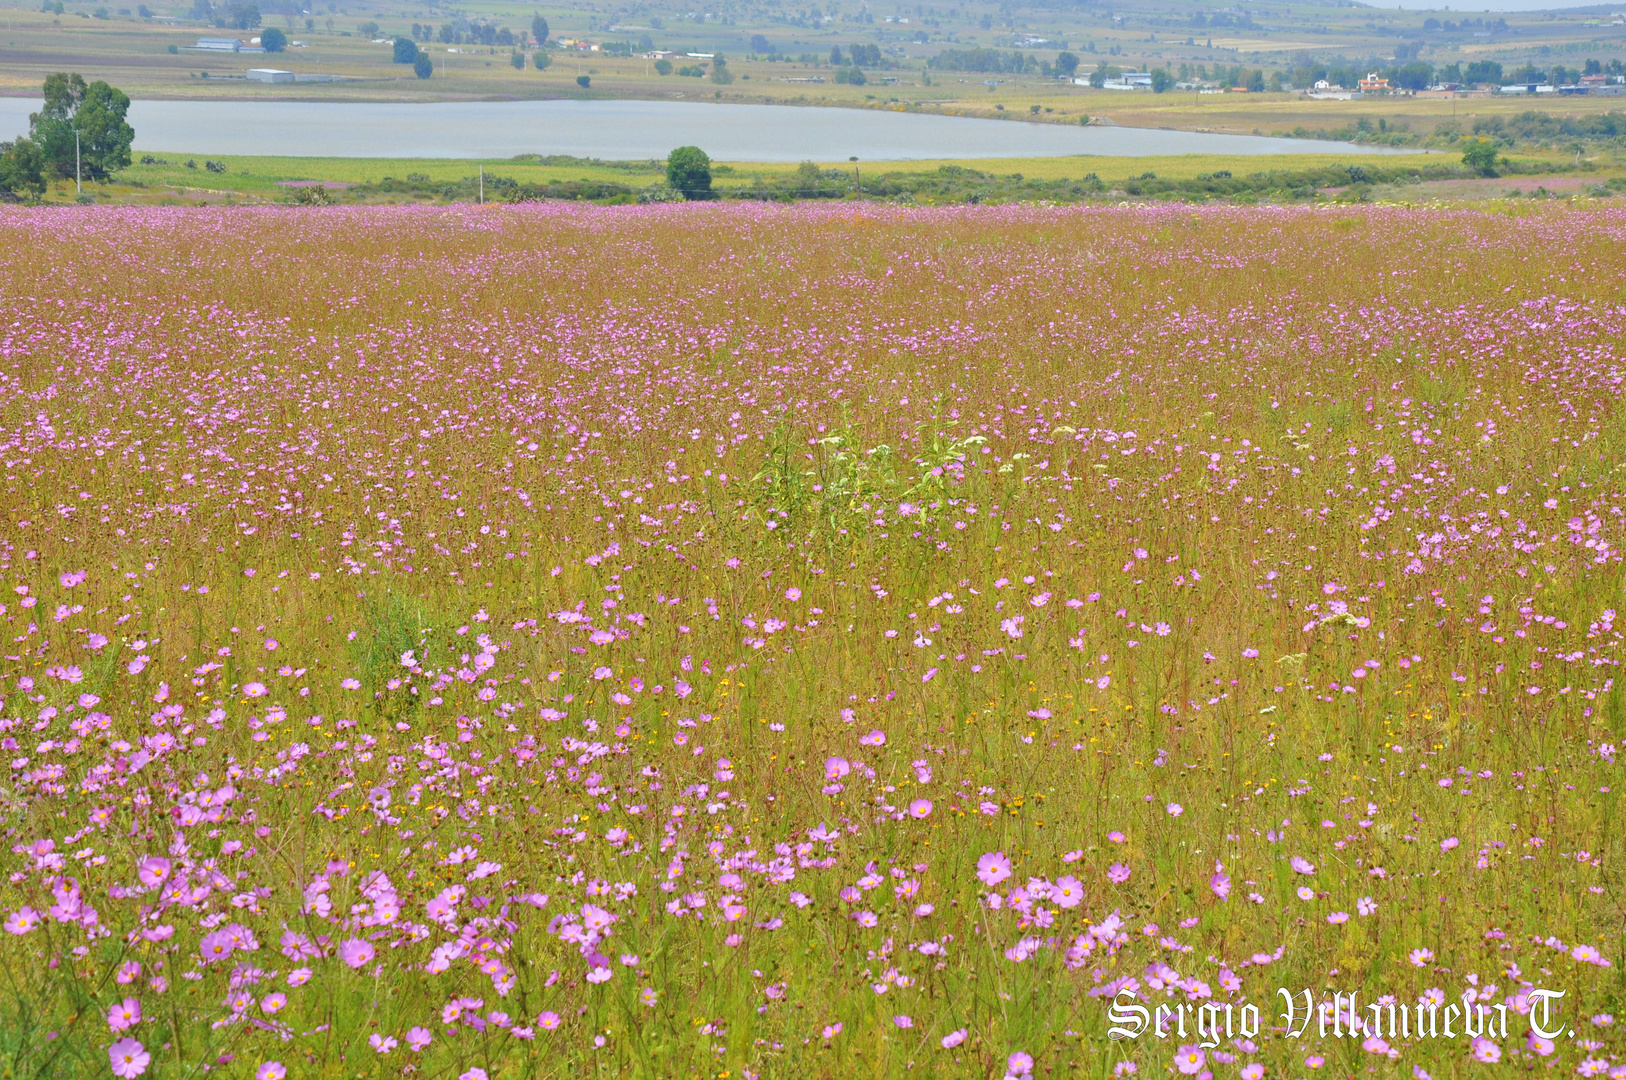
[1054,51,1078,78]
[1151,68,1173,93]
[531,14,548,44]
[829,45,843,64]
[666,145,712,200]
[1462,139,1498,176]
[750,33,769,53]
[534,51,553,70]
[0,138,47,201]
[260,26,285,51]
[356,19,378,36]
[1393,60,1433,91]
[393,37,418,63]
[1463,60,1502,85]
[653,58,671,75]
[710,54,733,83]
[30,74,134,182]
[413,53,433,79]
[510,50,524,70]
[1246,69,1265,93]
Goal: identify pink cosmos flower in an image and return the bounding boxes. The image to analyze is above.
[824,756,850,780]
[1174,1046,1205,1075]
[1008,1051,1034,1077]
[137,857,170,887]
[339,938,375,969]
[1470,1039,1501,1063]
[368,1033,396,1053]
[256,1064,286,1080]
[109,1039,149,1079]
[909,799,932,819]
[942,1028,967,1049]
[261,993,286,1014]
[976,852,1012,887]
[893,1015,913,1028]
[4,907,40,935]
[1210,861,1231,900]
[460,1070,489,1080]
[108,998,141,1032]
[1107,862,1131,884]
[859,729,886,747]
[537,1011,561,1030]
[1053,876,1083,908]
[198,930,234,963]
[1241,1066,1264,1080]
[821,1022,843,1039]
[406,1027,432,1051]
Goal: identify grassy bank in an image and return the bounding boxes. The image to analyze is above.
[33,148,1607,206]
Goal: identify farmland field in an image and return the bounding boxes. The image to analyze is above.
[2,202,1626,1079]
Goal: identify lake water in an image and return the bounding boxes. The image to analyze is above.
[0,97,1405,162]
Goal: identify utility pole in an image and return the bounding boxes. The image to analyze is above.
[74,128,81,196]
[850,155,859,192]
[479,164,484,204]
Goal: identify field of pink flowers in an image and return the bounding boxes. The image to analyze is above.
[1,201,1625,1079]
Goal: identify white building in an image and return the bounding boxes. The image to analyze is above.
[246,68,295,82]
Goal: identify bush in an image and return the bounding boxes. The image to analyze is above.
[654,58,672,75]
[666,145,712,199]
[0,138,47,201]
[510,51,524,70]
[1462,139,1498,176]
[576,74,590,88]
[533,51,551,70]
[414,53,433,79]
